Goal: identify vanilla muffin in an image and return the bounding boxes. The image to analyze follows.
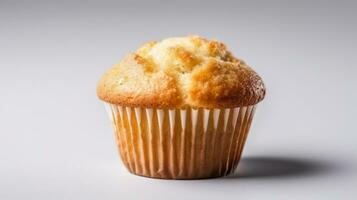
[97,35,265,179]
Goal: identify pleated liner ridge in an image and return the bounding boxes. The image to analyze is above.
[105,104,256,179]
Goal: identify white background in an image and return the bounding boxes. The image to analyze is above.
[1,0,356,199]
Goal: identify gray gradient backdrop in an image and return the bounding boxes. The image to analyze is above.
[1,0,356,199]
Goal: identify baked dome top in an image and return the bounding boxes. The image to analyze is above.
[97,35,265,108]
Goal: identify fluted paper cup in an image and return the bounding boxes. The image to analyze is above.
[104,104,256,179]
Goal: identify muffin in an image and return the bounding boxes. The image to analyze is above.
[97,35,265,179]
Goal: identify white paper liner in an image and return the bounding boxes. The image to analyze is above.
[105,104,256,179]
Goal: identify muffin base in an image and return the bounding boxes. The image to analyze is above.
[105,104,256,179]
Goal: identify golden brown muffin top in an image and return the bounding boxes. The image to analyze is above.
[97,35,265,108]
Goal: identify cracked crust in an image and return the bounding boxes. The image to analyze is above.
[97,35,265,108]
